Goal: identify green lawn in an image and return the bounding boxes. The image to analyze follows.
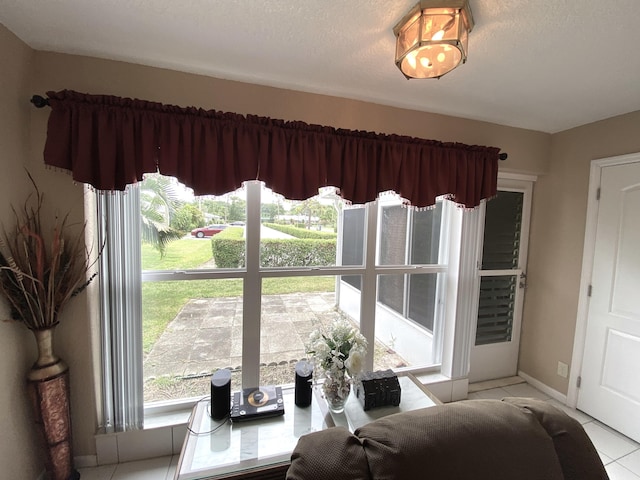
[142,239,335,353]
[142,238,212,270]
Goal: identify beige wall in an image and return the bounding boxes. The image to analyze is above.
[13,34,638,465]
[0,24,42,478]
[521,110,640,393]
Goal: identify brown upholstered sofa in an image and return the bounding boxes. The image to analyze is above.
[286,397,608,480]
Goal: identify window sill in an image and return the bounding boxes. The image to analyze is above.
[413,372,468,403]
[144,407,193,430]
[95,407,194,465]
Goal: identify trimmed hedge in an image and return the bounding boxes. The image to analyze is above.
[263,223,336,239]
[211,225,336,267]
[211,227,245,268]
[261,238,336,267]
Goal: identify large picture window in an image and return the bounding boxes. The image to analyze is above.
[133,177,447,407]
[98,174,530,429]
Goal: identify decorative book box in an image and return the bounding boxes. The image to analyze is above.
[355,369,401,411]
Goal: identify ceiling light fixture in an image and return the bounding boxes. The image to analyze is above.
[393,0,474,79]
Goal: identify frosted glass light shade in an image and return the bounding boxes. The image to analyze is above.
[393,0,474,79]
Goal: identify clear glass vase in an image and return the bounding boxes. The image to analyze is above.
[322,369,351,413]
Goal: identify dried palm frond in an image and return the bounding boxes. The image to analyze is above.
[0,172,99,330]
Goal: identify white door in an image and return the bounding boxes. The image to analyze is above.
[577,160,640,442]
[469,179,532,383]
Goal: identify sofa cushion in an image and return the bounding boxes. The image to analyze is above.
[286,426,370,480]
[355,399,565,480]
[502,397,608,480]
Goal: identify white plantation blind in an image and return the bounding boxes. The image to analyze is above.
[476,191,523,346]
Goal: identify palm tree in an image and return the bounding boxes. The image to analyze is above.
[140,174,184,257]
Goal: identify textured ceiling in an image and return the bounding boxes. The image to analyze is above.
[2,0,640,133]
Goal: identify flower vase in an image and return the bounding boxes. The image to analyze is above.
[322,370,351,413]
[27,327,79,480]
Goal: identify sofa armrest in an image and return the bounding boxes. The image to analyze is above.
[355,400,566,480]
[502,397,609,480]
[286,426,370,480]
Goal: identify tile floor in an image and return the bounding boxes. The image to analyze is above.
[78,381,640,480]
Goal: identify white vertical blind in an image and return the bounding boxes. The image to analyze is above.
[97,187,144,431]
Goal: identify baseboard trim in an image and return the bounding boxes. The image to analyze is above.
[518,370,567,404]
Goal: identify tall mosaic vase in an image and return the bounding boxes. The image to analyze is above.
[322,369,351,414]
[27,327,79,480]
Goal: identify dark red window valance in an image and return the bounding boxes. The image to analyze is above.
[42,89,500,208]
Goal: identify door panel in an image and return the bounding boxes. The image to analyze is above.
[611,187,640,315]
[469,181,532,383]
[578,161,640,442]
[601,330,640,402]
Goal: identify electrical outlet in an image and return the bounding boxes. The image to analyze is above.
[557,361,569,378]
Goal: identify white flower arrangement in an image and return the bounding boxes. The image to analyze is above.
[306,319,368,378]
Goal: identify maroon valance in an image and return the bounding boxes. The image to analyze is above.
[42,89,500,208]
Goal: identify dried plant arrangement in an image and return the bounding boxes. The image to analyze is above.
[0,172,99,330]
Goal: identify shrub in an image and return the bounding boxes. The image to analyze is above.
[263,223,336,239]
[261,238,336,267]
[211,227,245,268]
[211,225,337,267]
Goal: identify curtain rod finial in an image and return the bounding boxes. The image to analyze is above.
[30,95,50,108]
[499,152,508,161]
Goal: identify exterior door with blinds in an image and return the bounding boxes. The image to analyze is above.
[469,179,532,383]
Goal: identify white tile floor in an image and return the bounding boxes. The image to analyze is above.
[78,455,179,480]
[79,382,640,479]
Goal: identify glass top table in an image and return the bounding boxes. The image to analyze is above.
[175,373,438,480]
[328,374,440,431]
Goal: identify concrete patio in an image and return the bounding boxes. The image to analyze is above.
[143,291,406,401]
[143,291,338,380]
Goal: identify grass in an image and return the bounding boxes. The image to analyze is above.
[142,238,212,270]
[142,239,335,353]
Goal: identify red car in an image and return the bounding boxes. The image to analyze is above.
[191,224,227,238]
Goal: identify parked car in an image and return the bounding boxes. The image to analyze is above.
[191,224,227,238]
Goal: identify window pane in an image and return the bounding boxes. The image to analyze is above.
[140,173,246,271]
[375,273,442,369]
[341,206,366,290]
[378,205,407,265]
[482,191,523,269]
[408,273,438,331]
[410,202,442,265]
[142,279,243,402]
[475,275,516,345]
[260,276,337,385]
[337,275,362,323]
[260,186,340,268]
[378,275,405,315]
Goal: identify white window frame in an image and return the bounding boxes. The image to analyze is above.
[339,197,450,368]
[97,178,517,426]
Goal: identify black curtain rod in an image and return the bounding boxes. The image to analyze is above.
[29,94,508,160]
[30,94,49,108]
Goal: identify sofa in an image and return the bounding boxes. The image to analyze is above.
[286,397,608,479]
